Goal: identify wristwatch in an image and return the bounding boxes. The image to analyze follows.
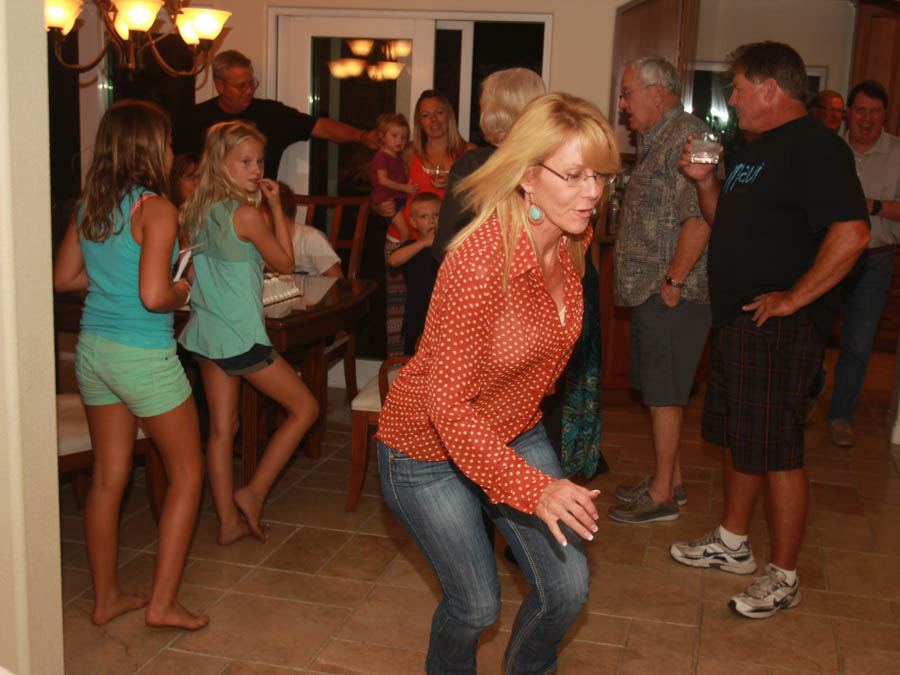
[665,276,685,289]
[871,199,883,216]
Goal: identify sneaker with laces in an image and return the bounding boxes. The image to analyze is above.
[608,492,679,523]
[669,527,757,574]
[615,475,688,506]
[729,563,801,619]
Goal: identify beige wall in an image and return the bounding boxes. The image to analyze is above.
[697,0,857,96]
[200,0,630,117]
[201,0,857,120]
[5,2,860,671]
[0,0,65,673]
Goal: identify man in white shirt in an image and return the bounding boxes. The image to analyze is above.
[827,80,900,447]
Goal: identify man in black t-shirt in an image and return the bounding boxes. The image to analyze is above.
[176,50,378,179]
[669,42,869,620]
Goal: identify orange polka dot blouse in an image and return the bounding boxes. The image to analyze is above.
[376,213,587,514]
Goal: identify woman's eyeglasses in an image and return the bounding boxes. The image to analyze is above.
[539,163,616,188]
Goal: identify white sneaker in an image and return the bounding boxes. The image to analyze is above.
[669,527,757,574]
[729,563,801,619]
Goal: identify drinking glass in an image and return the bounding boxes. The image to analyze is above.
[689,132,721,165]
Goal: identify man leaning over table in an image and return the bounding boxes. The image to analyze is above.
[176,50,397,215]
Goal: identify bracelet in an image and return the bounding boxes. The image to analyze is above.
[178,279,191,305]
[665,276,685,289]
[871,199,882,216]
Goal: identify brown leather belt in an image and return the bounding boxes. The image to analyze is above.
[865,245,895,255]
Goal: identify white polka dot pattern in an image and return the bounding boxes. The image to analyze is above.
[376,214,587,514]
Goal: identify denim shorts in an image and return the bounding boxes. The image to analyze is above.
[75,332,191,418]
[195,343,277,376]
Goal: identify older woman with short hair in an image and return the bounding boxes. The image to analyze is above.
[433,68,546,261]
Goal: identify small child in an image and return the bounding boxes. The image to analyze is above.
[271,181,342,277]
[370,113,417,243]
[179,121,319,545]
[53,101,207,630]
[387,192,442,354]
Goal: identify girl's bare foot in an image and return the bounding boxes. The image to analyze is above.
[217,517,253,546]
[145,601,209,630]
[92,591,150,625]
[233,487,269,542]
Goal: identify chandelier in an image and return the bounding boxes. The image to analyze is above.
[45,1,231,76]
[327,39,411,81]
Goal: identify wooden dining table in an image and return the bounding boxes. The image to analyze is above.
[54,275,377,487]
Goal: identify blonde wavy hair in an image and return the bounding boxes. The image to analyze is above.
[449,92,620,284]
[180,120,265,243]
[411,90,469,162]
[78,100,171,242]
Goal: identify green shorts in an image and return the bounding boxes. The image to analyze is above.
[75,332,191,418]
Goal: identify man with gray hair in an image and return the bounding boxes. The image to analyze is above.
[608,56,713,524]
[178,50,378,178]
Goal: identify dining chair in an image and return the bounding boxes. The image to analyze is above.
[346,354,411,511]
[56,393,168,523]
[294,194,371,401]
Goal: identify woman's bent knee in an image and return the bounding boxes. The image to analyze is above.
[446,596,501,632]
[549,562,589,617]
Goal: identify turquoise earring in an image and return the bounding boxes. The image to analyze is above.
[527,194,544,224]
[592,207,597,216]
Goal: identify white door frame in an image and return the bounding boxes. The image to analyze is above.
[265,7,551,193]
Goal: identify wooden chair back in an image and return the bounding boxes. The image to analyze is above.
[294,194,370,279]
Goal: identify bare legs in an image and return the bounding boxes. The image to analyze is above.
[721,452,808,570]
[200,355,319,544]
[200,361,248,544]
[765,468,808,570]
[83,403,149,625]
[647,405,684,502]
[84,397,207,630]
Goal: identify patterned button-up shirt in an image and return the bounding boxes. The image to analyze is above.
[614,103,710,306]
[376,214,585,514]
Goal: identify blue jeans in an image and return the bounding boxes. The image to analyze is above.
[828,249,895,422]
[378,423,589,675]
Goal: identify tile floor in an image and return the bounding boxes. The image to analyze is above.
[60,349,900,674]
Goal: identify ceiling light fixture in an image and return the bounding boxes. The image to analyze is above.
[44,1,231,76]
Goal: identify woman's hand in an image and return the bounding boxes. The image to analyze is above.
[430,171,449,190]
[535,479,600,547]
[405,182,420,195]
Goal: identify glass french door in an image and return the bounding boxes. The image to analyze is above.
[274,16,435,195]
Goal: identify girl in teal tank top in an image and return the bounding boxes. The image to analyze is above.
[179,121,319,545]
[53,101,207,630]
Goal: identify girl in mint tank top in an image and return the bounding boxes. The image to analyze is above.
[53,101,208,631]
[179,120,318,546]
